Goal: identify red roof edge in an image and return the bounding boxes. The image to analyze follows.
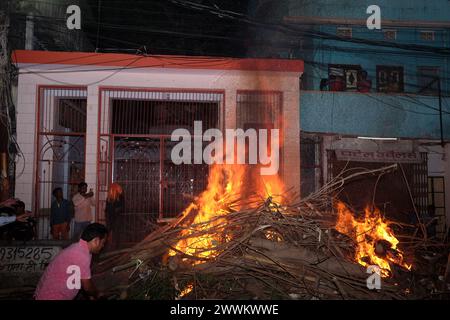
[12,50,304,73]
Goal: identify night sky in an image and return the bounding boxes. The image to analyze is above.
[83,0,251,57]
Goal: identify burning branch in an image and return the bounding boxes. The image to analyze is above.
[93,164,447,300]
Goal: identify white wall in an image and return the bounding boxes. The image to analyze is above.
[15,77,37,211]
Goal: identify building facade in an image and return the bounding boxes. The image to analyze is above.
[249,0,450,238]
[13,50,303,243]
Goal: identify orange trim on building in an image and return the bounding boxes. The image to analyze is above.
[12,50,303,73]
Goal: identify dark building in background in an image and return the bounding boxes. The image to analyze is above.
[1,0,93,200]
[246,0,450,237]
[8,0,93,51]
[82,0,249,57]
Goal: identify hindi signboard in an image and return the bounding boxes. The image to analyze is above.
[0,246,61,273]
[335,150,422,163]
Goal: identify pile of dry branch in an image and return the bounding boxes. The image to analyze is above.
[94,165,450,300]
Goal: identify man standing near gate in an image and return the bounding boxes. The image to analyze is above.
[72,182,95,240]
[50,187,73,240]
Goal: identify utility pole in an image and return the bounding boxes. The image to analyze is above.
[25,13,34,50]
[438,77,444,148]
[0,0,18,201]
[0,5,10,201]
[95,0,102,51]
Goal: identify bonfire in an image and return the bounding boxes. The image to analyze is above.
[93,163,449,300]
[335,201,412,278]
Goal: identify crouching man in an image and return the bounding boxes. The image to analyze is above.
[34,223,108,300]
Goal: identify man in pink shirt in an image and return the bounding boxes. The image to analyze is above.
[34,223,108,300]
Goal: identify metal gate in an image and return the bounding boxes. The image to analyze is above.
[326,150,429,220]
[97,88,223,245]
[36,87,87,239]
[235,91,283,191]
[411,153,429,217]
[300,134,323,198]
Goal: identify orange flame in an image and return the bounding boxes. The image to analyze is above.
[107,183,123,202]
[169,163,285,264]
[335,201,412,277]
[177,284,194,299]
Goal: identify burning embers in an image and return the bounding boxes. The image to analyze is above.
[335,201,412,277]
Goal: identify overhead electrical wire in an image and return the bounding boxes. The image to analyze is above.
[10,3,450,57]
[168,0,450,55]
[11,14,450,84]
[10,21,448,96]
[9,14,450,87]
[8,1,450,117]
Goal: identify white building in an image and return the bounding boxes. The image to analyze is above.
[13,50,304,242]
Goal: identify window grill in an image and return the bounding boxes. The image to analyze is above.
[383,30,397,41]
[428,177,446,239]
[97,88,224,245]
[337,27,352,38]
[420,31,435,41]
[36,87,87,240]
[236,91,282,128]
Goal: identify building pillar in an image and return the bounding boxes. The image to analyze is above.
[25,14,34,50]
[283,89,301,196]
[444,144,450,235]
[85,86,99,221]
